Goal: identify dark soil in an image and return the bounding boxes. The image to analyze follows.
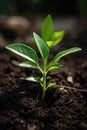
[0,48,87,130]
[0,30,87,130]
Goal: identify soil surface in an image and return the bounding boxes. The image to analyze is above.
[0,45,87,130]
[0,30,87,130]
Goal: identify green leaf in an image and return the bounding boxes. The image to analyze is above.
[46,41,53,48]
[5,43,38,64]
[21,76,42,84]
[19,61,39,69]
[47,82,56,89]
[41,15,53,41]
[21,77,37,82]
[52,31,64,47]
[45,31,64,48]
[50,47,82,64]
[33,32,49,62]
[35,77,43,84]
[47,64,63,72]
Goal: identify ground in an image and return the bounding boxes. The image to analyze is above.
[0,17,87,130]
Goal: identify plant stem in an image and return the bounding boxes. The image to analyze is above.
[42,71,47,99]
[42,55,49,100]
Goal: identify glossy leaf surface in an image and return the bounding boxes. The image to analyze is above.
[19,61,39,69]
[6,43,38,64]
[33,32,49,61]
[50,47,81,65]
[21,76,42,84]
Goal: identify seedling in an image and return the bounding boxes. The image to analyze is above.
[5,15,81,99]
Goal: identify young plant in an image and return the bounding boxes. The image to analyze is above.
[5,33,81,99]
[41,15,64,49]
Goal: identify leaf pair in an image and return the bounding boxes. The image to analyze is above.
[41,15,64,48]
[6,33,49,72]
[5,32,82,74]
[5,32,81,88]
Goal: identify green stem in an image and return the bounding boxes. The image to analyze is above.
[42,54,49,99]
[42,71,47,99]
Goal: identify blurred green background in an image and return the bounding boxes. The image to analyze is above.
[0,0,87,17]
